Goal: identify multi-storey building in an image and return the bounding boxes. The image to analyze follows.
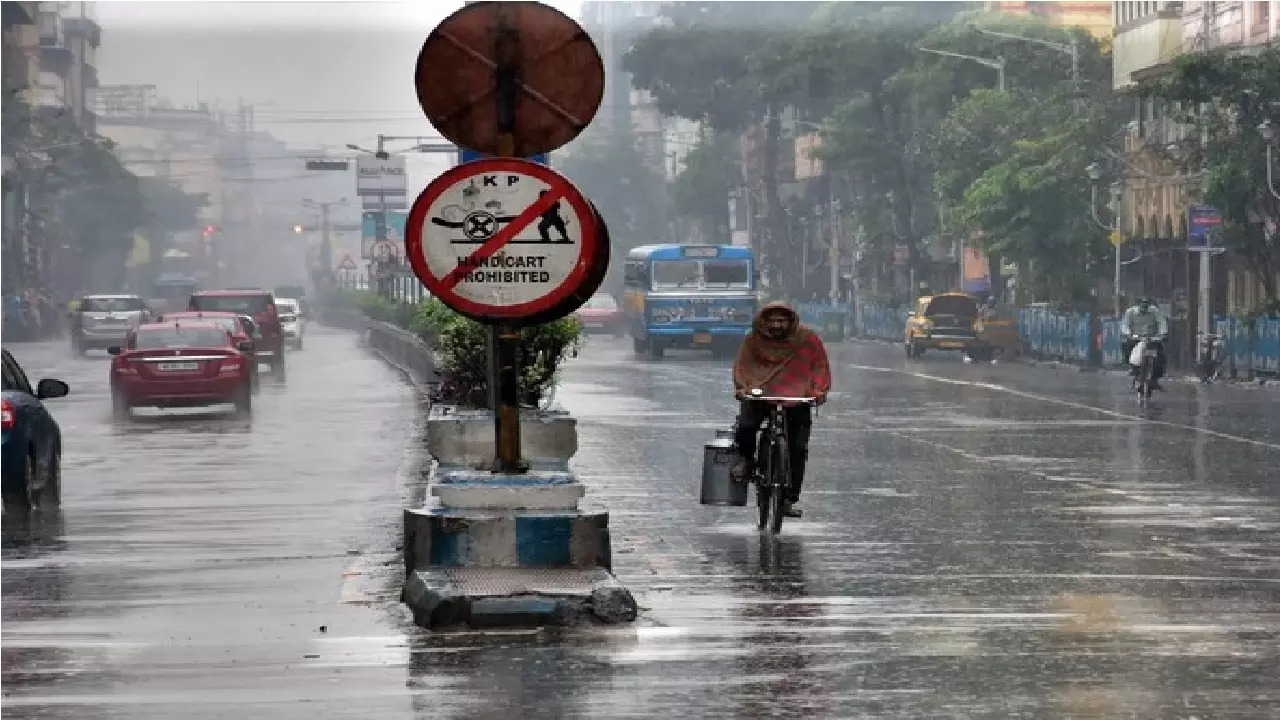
[2,1,100,291]
[1112,0,1278,324]
[34,1,100,133]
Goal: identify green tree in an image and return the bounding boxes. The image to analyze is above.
[554,125,668,290]
[671,130,738,243]
[5,87,146,291]
[1141,47,1280,304]
[950,119,1112,305]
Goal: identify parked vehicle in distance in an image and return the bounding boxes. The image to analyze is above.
[904,293,994,361]
[573,294,625,337]
[157,311,261,390]
[69,294,151,356]
[188,290,285,378]
[2,348,69,513]
[108,321,254,420]
[275,298,305,350]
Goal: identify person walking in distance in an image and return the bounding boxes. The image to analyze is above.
[731,302,832,518]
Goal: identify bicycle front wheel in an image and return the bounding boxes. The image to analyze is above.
[768,437,790,535]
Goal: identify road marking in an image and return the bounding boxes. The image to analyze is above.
[845,364,1280,452]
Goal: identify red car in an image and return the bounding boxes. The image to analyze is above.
[158,311,261,390]
[108,321,255,420]
[573,294,625,337]
[188,290,286,378]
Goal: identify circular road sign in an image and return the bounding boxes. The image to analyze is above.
[405,157,606,324]
[415,1,604,158]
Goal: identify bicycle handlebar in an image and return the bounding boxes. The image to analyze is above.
[748,394,817,404]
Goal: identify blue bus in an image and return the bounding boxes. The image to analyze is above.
[622,244,758,359]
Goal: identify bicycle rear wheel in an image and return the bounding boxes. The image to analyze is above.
[768,439,789,535]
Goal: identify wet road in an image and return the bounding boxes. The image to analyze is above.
[4,331,1279,718]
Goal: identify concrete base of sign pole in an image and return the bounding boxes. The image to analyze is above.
[403,408,636,630]
[403,566,637,629]
[401,504,636,629]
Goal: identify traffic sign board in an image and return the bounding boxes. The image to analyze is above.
[372,240,398,263]
[414,1,604,157]
[404,157,606,324]
[337,254,358,271]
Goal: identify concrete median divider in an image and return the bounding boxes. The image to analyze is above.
[402,406,636,629]
[350,314,636,629]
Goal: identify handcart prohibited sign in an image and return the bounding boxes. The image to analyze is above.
[405,157,608,324]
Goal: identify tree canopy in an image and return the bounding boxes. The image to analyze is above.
[1141,47,1280,304]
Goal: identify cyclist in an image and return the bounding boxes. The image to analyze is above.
[1120,297,1169,389]
[730,301,832,518]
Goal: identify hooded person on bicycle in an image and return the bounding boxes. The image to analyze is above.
[731,301,832,518]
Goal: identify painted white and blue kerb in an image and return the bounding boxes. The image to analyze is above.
[404,508,612,572]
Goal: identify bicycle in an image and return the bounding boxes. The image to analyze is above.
[743,388,816,535]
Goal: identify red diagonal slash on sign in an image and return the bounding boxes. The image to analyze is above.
[441,186,567,290]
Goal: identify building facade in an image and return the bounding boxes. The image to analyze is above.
[1112,0,1279,320]
[2,1,101,293]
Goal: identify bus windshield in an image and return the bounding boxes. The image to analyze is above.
[650,259,751,290]
[703,260,751,288]
[651,260,701,289]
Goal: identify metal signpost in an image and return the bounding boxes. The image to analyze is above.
[1188,205,1225,365]
[411,0,605,474]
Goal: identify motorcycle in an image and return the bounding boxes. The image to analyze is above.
[1196,332,1224,383]
[1128,334,1164,400]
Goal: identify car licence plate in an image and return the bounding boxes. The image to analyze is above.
[693,331,713,344]
[157,362,199,371]
[939,341,964,349]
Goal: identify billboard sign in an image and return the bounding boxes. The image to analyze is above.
[356,155,407,195]
[1187,205,1222,249]
[361,210,408,259]
[961,247,991,293]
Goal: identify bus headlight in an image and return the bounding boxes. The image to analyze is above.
[651,312,670,324]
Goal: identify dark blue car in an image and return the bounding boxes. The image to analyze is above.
[2,348,69,513]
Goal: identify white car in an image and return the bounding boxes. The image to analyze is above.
[276,298,305,350]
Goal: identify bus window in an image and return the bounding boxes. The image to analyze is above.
[624,261,648,288]
[703,260,751,288]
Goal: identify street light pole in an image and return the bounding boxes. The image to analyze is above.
[1086,162,1124,316]
[918,47,1006,92]
[971,26,1079,109]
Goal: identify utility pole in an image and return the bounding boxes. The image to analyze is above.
[302,198,346,283]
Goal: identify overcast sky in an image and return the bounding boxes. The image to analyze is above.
[96,0,585,152]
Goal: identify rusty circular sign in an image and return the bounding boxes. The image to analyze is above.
[415,1,605,158]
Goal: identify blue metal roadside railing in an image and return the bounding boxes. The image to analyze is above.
[1213,315,1280,379]
[854,303,910,342]
[1016,307,1095,364]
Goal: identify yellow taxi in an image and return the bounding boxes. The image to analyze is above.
[904,292,993,360]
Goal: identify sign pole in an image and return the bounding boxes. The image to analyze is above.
[493,4,523,474]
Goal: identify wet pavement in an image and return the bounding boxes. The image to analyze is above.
[4,330,1279,718]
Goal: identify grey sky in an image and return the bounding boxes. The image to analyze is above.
[96,0,585,153]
